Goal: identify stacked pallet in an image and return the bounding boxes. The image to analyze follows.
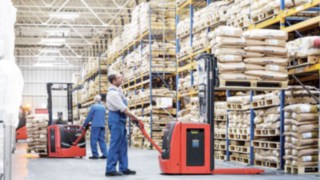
[211,26,289,89]
[177,97,200,122]
[107,1,175,59]
[140,2,175,34]
[26,114,48,155]
[214,101,227,161]
[178,72,199,96]
[250,0,310,24]
[128,88,175,107]
[252,92,281,169]
[283,86,319,174]
[225,0,306,28]
[227,93,251,164]
[94,76,108,95]
[225,0,251,28]
[287,36,320,70]
[177,18,191,59]
[243,29,288,87]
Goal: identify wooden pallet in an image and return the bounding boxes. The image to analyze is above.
[214,114,227,121]
[288,56,319,69]
[177,29,190,39]
[214,133,226,140]
[229,145,250,153]
[252,140,280,150]
[214,144,227,150]
[214,154,226,161]
[255,129,280,137]
[252,9,279,24]
[230,155,249,164]
[227,103,250,110]
[192,41,208,52]
[285,165,319,174]
[255,160,280,169]
[228,128,249,135]
[251,98,280,109]
[219,79,288,90]
[228,133,250,141]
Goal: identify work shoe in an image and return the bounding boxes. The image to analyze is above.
[122,169,136,175]
[89,156,99,160]
[105,172,123,176]
[99,156,107,159]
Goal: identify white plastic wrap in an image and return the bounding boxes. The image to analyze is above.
[0,61,24,128]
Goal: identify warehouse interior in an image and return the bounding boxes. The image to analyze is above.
[0,0,319,179]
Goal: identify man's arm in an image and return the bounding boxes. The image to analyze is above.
[83,106,94,127]
[123,108,140,121]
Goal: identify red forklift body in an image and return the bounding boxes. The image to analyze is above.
[16,126,28,140]
[159,122,211,174]
[47,125,86,158]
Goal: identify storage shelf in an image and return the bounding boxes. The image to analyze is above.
[107,27,174,65]
[248,0,320,30]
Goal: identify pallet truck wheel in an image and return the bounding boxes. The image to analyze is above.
[39,154,48,158]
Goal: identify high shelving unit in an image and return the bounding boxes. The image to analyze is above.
[104,2,177,148]
[174,0,319,173]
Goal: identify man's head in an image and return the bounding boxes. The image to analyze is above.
[108,72,123,87]
[94,95,102,103]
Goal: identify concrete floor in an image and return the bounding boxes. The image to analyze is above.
[13,142,318,180]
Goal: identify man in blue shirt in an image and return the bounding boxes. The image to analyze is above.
[83,95,108,160]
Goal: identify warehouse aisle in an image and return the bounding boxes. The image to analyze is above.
[13,142,317,180]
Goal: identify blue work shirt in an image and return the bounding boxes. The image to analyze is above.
[83,103,106,128]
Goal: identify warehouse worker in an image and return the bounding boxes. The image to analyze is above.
[83,95,108,160]
[105,72,140,177]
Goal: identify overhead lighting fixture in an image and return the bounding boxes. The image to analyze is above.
[33,63,54,67]
[39,49,60,54]
[49,12,79,20]
[45,28,70,36]
[41,38,66,44]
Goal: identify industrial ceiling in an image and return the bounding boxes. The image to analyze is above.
[13,0,146,68]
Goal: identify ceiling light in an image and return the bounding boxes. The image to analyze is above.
[41,38,66,44]
[49,12,79,20]
[39,49,60,54]
[33,63,54,67]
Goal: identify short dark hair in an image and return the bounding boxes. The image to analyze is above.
[108,73,117,84]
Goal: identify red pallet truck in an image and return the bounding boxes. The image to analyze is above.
[16,105,31,141]
[46,83,88,158]
[132,54,264,175]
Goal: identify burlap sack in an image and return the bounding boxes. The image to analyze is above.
[284,104,319,113]
[244,57,288,66]
[245,70,288,80]
[243,29,288,40]
[215,48,245,56]
[292,113,318,121]
[218,62,245,72]
[217,55,242,63]
[265,39,287,47]
[243,52,264,58]
[219,73,261,80]
[244,46,287,55]
[215,36,246,46]
[296,124,318,133]
[215,26,242,37]
[245,39,265,46]
[265,64,287,72]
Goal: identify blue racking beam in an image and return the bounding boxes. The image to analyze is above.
[279,90,285,170]
[226,90,231,161]
[249,90,255,165]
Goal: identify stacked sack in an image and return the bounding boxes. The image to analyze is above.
[287,36,320,61]
[177,97,200,122]
[242,29,289,82]
[283,104,319,168]
[211,26,258,81]
[26,114,49,154]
